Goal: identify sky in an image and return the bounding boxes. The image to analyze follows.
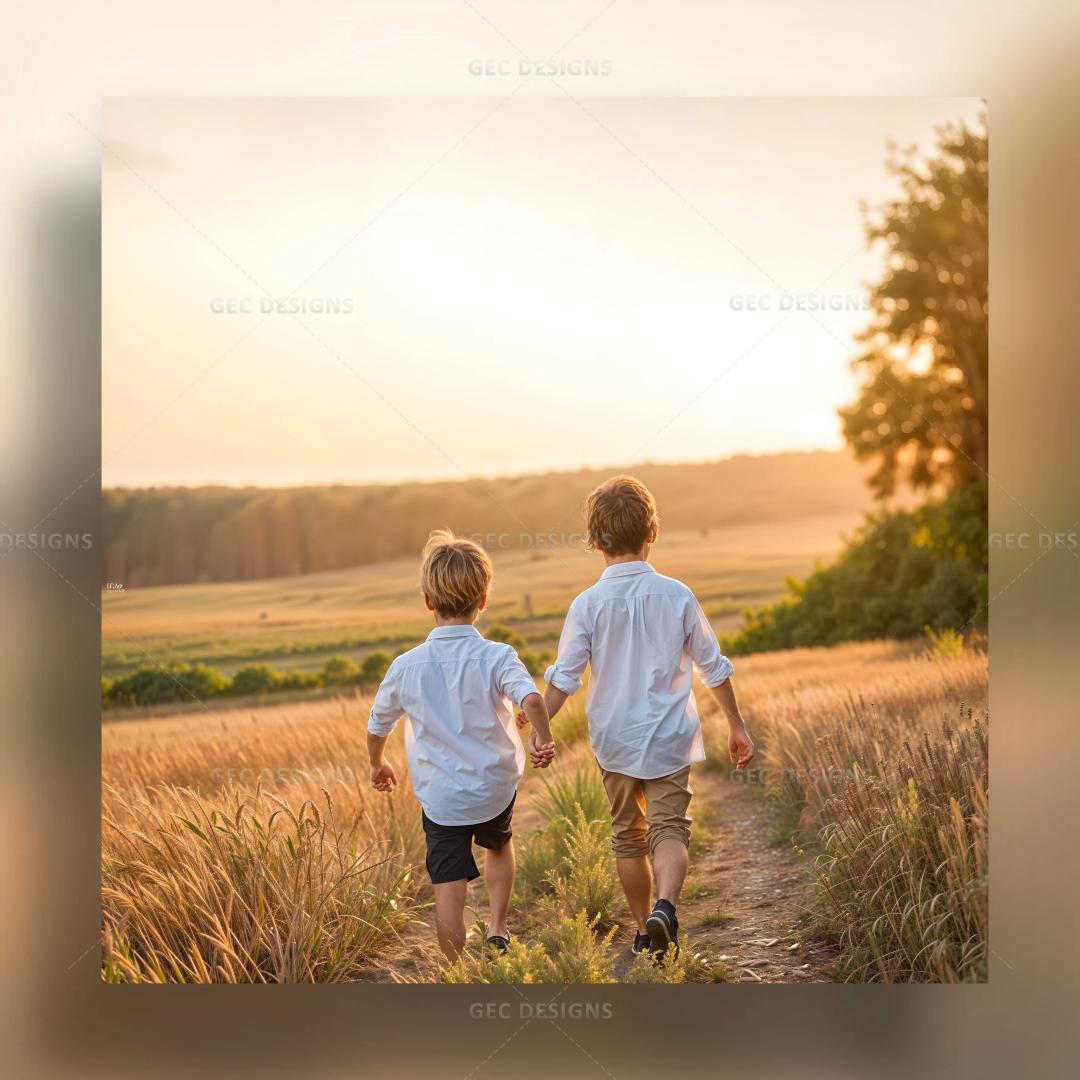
[102,96,982,488]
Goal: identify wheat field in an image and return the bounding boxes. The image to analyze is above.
[101,637,987,984]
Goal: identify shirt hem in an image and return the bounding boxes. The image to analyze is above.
[594,750,706,780]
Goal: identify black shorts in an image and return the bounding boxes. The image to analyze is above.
[421,795,516,885]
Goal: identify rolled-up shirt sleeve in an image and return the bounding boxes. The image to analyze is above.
[684,591,734,687]
[545,597,591,695]
[368,659,405,737]
[497,646,540,707]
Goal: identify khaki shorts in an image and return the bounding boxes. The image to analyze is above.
[600,765,693,859]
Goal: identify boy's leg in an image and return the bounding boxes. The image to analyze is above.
[432,880,469,960]
[423,810,480,960]
[652,838,689,904]
[481,840,515,938]
[615,855,653,933]
[643,766,693,900]
[601,770,651,932]
[474,796,516,941]
[643,767,693,951]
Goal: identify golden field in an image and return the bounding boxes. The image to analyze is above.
[101,514,862,683]
[102,639,987,984]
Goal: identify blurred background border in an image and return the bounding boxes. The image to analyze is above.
[2,1,1079,1076]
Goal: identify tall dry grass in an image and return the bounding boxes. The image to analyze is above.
[102,692,426,983]
[103,639,988,984]
[700,639,988,983]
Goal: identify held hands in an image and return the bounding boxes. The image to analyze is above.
[728,723,755,770]
[528,729,556,769]
[370,761,398,792]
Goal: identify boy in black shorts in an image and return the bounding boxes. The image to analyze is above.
[368,531,555,959]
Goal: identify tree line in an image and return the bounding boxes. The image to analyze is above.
[104,451,871,588]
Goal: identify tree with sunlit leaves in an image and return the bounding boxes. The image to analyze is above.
[841,115,987,498]
[726,115,989,653]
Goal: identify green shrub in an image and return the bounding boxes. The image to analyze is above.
[106,662,229,706]
[517,649,554,677]
[535,764,609,825]
[279,670,321,691]
[485,624,526,649]
[551,807,620,930]
[320,656,360,685]
[439,910,615,984]
[925,625,965,659]
[624,940,715,983]
[359,651,392,685]
[229,664,285,696]
[538,908,617,983]
[723,483,987,655]
[440,938,557,984]
[516,816,573,899]
[518,780,615,913]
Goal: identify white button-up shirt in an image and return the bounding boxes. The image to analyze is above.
[545,561,734,779]
[368,625,539,826]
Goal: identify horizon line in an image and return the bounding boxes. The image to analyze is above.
[102,445,857,493]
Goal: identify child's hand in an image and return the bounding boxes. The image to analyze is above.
[370,761,398,791]
[528,729,555,769]
[728,723,754,770]
[515,709,528,730]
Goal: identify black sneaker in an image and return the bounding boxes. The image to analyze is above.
[645,903,679,958]
[485,931,511,953]
[632,932,651,956]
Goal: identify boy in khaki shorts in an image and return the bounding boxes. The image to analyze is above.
[531,476,754,957]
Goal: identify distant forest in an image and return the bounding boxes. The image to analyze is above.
[103,451,875,587]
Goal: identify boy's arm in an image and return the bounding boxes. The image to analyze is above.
[367,731,398,790]
[367,660,403,791]
[542,682,570,723]
[495,649,555,767]
[520,691,555,769]
[683,589,753,768]
[709,677,754,769]
[543,599,591,699]
[517,598,589,732]
[684,591,735,688]
[514,660,576,733]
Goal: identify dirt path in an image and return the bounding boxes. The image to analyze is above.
[611,767,837,983]
[369,764,836,983]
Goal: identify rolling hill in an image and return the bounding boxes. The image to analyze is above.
[103,450,889,588]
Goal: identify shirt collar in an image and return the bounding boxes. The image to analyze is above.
[599,560,656,581]
[426,624,483,640]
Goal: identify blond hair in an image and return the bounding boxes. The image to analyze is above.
[419,530,493,618]
[583,475,659,555]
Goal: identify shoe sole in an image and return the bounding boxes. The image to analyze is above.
[645,912,674,954]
